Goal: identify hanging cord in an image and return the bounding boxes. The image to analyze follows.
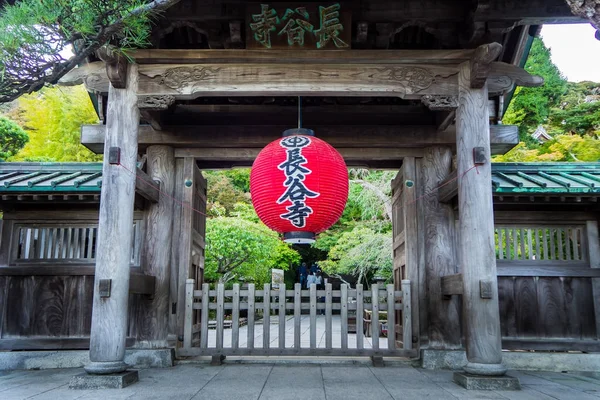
[298,96,302,129]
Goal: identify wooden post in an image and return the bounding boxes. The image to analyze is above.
[421,147,461,348]
[456,61,506,376]
[85,64,139,375]
[586,220,600,338]
[402,157,420,351]
[139,145,174,346]
[172,157,195,340]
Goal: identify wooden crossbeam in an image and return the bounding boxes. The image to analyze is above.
[135,168,160,203]
[82,124,519,163]
[60,52,542,98]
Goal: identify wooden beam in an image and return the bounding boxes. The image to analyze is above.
[441,274,464,297]
[470,43,503,88]
[82,124,518,156]
[62,55,540,98]
[438,170,458,203]
[129,49,476,64]
[135,167,160,203]
[173,147,424,167]
[137,63,460,99]
[501,339,600,353]
[496,264,600,277]
[0,338,136,351]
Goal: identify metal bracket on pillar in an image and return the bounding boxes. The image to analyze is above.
[99,279,112,298]
[473,147,486,165]
[109,147,121,165]
[479,280,493,299]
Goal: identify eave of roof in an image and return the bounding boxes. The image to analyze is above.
[1,162,599,196]
[0,163,103,193]
[492,163,600,195]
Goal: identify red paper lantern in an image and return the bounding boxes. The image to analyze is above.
[250,128,349,244]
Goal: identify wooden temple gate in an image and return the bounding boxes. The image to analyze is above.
[2,0,600,379]
[65,39,542,373]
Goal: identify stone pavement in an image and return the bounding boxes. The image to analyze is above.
[2,363,600,400]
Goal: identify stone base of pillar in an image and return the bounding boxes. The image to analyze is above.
[69,370,139,389]
[464,362,507,376]
[84,360,129,374]
[453,372,521,390]
[210,354,226,366]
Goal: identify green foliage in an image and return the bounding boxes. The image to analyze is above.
[495,37,600,162]
[205,171,250,216]
[0,116,28,160]
[548,81,600,136]
[503,38,568,141]
[204,216,300,286]
[8,86,100,162]
[318,226,392,286]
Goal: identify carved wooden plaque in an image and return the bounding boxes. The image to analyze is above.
[246,2,351,50]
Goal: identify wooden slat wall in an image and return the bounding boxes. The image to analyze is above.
[495,220,599,349]
[0,211,147,350]
[0,275,143,345]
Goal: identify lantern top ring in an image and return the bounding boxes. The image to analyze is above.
[282,128,315,137]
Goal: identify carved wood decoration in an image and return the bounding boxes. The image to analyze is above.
[137,95,176,110]
[96,46,129,89]
[59,50,543,98]
[421,95,459,111]
[470,42,503,89]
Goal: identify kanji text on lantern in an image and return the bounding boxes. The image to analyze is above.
[277,136,320,228]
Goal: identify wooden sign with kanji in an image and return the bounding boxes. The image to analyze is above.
[246,3,352,50]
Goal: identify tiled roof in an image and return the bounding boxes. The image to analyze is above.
[492,163,600,194]
[0,163,103,192]
[1,162,599,196]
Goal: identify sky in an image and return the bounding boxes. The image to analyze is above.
[540,24,600,82]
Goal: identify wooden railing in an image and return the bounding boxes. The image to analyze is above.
[180,280,415,358]
[11,221,143,266]
[495,225,586,262]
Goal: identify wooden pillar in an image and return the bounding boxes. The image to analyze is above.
[138,145,175,346]
[85,64,139,374]
[456,61,506,376]
[171,157,195,339]
[421,147,461,348]
[402,157,420,350]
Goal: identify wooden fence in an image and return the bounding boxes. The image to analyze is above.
[180,281,416,358]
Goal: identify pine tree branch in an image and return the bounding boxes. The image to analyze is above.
[0,0,182,103]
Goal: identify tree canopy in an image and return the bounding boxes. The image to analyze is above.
[0,115,28,160]
[497,37,600,162]
[204,212,300,286]
[6,86,101,162]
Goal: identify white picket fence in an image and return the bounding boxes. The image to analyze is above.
[180,280,415,358]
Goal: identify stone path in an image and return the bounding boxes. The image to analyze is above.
[2,363,600,400]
